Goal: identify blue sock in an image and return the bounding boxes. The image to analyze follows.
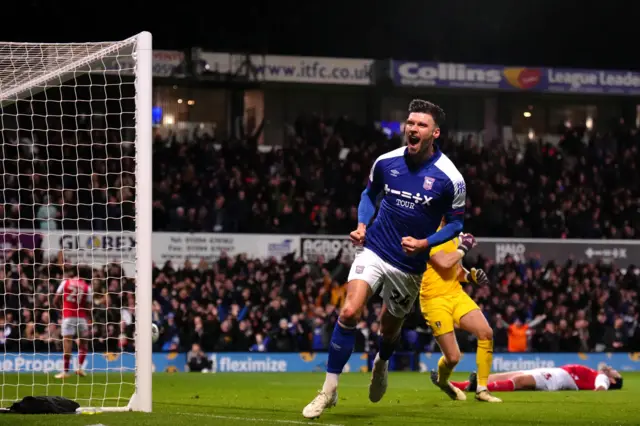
[326,322,355,374]
[378,336,397,361]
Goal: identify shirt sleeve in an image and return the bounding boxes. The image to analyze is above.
[444,176,466,221]
[425,175,466,248]
[367,156,384,195]
[56,280,66,294]
[594,374,610,390]
[358,156,385,225]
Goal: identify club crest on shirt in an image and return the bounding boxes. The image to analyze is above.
[356,265,365,274]
[435,321,441,329]
[423,176,435,191]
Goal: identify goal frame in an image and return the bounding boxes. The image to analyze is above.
[0,31,152,414]
[72,30,153,414]
[131,30,153,414]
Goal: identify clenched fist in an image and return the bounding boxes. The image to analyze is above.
[401,236,428,256]
[350,226,366,246]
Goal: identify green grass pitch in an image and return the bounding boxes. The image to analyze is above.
[1,372,639,425]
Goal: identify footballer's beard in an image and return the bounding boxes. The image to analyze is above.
[406,134,434,162]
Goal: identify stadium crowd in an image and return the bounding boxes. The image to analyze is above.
[151,117,640,239]
[147,249,640,354]
[0,111,639,357]
[0,247,133,353]
[1,112,637,239]
[2,243,639,356]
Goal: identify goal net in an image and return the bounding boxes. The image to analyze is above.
[0,32,152,412]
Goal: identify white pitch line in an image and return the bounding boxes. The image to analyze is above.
[178,412,345,426]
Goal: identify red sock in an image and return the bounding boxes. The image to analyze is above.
[63,354,71,372]
[487,379,515,392]
[78,346,87,368]
[450,380,469,391]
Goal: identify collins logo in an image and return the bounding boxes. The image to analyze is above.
[503,68,541,89]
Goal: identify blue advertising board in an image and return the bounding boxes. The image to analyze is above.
[208,352,368,373]
[419,352,640,373]
[2,352,638,373]
[0,352,369,374]
[391,61,640,95]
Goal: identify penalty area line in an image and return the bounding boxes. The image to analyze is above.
[178,412,345,426]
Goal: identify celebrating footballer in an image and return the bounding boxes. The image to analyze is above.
[303,99,468,419]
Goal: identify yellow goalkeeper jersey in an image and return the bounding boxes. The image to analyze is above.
[420,236,463,300]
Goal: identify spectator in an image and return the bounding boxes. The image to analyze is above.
[590,310,610,352]
[268,319,298,352]
[250,333,267,352]
[492,314,508,352]
[605,317,628,352]
[505,315,546,353]
[535,321,560,352]
[187,343,212,372]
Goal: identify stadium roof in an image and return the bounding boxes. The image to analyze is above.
[1,0,637,71]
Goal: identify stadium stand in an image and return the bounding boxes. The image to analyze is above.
[148,249,640,354]
[152,118,640,238]
[2,241,638,356]
[3,113,637,239]
[1,114,639,357]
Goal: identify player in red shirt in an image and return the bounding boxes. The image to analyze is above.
[53,265,93,379]
[449,364,623,392]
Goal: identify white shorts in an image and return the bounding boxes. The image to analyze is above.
[526,368,578,391]
[61,318,89,337]
[347,247,422,318]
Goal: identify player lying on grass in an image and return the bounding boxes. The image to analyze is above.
[420,228,501,403]
[450,364,623,392]
[53,265,92,379]
[303,99,468,419]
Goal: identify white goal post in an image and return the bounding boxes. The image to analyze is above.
[0,32,152,412]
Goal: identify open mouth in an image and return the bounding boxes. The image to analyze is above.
[407,134,420,145]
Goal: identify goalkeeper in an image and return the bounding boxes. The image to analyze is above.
[420,224,501,403]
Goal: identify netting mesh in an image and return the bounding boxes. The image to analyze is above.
[0,37,139,409]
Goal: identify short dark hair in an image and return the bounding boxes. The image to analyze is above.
[64,264,78,277]
[610,377,623,390]
[408,99,445,127]
[65,264,93,281]
[77,265,93,282]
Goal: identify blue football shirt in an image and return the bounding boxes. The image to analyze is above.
[363,145,466,274]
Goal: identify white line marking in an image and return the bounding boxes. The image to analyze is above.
[178,412,345,426]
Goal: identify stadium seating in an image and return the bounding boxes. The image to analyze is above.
[1,117,639,355]
[2,245,638,355]
[3,115,637,238]
[152,119,640,238]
